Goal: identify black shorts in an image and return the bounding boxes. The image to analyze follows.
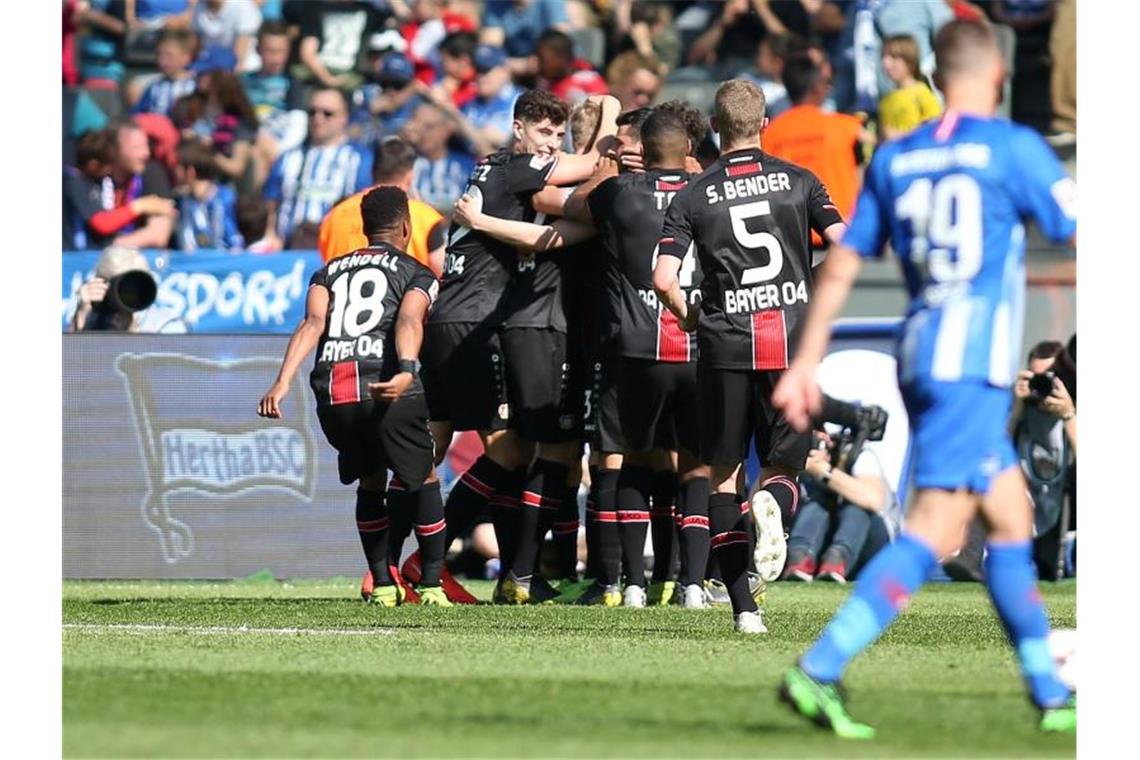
[501,327,584,443]
[618,358,699,455]
[421,321,509,432]
[316,394,434,488]
[697,364,811,469]
[583,348,623,454]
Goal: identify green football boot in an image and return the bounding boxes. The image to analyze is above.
[778,666,876,740]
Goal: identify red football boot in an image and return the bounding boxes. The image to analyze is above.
[401,551,479,604]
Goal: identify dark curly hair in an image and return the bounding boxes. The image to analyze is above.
[513,89,571,127]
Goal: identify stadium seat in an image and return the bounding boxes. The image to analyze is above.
[570,27,606,70]
[657,80,719,115]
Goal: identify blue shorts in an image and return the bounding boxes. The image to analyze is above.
[901,379,1018,495]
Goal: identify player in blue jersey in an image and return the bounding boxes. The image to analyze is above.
[771,19,1077,738]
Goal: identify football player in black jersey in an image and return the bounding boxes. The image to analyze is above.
[654,79,847,633]
[451,97,623,604]
[420,91,620,601]
[258,187,449,607]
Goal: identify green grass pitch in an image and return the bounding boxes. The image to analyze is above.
[63,579,1076,758]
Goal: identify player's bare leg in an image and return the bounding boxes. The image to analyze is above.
[978,467,1075,725]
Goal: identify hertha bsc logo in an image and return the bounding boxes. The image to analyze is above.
[116,353,318,564]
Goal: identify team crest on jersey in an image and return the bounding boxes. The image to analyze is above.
[116,353,318,564]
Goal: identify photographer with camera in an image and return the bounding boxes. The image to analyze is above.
[782,396,901,584]
[1011,338,1076,580]
[70,246,185,333]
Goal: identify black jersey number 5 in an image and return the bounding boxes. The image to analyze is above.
[730,201,785,285]
[328,269,389,339]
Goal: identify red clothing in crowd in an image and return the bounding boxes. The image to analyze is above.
[63,0,79,86]
[544,60,609,102]
[402,12,478,85]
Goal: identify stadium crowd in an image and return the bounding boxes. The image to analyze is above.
[63,0,1076,254]
[63,3,1077,617]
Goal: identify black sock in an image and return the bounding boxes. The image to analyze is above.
[356,488,391,585]
[584,465,600,580]
[552,482,581,580]
[678,477,710,586]
[386,477,414,578]
[617,465,653,588]
[492,470,526,574]
[709,492,757,614]
[510,459,569,580]
[413,481,446,587]
[759,474,801,527]
[445,455,510,544]
[649,470,678,583]
[593,468,622,586]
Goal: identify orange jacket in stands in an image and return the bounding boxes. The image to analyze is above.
[318,190,445,275]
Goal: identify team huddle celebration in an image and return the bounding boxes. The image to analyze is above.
[251,16,1076,740]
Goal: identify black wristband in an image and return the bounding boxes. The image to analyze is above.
[398,359,420,376]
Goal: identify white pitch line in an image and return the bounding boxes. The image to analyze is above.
[63,623,395,637]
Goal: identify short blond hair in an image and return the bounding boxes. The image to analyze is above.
[605,50,660,89]
[569,99,602,153]
[714,79,766,148]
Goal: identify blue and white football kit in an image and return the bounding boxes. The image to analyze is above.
[842,111,1077,493]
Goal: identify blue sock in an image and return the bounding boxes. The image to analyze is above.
[984,541,1071,708]
[801,534,936,683]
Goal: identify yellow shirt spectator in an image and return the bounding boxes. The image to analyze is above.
[878,83,943,139]
[319,190,446,275]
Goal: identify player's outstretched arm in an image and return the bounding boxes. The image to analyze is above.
[453,193,595,252]
[772,244,863,432]
[652,251,697,332]
[370,288,430,403]
[257,284,329,418]
[544,95,621,187]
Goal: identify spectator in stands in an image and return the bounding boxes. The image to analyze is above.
[319,137,447,274]
[608,1,681,74]
[459,45,522,155]
[289,0,389,90]
[686,0,801,79]
[173,137,242,251]
[401,101,476,214]
[535,29,609,104]
[605,51,662,113]
[244,21,306,187]
[64,128,177,250]
[193,62,259,183]
[76,1,129,88]
[1011,340,1076,580]
[990,0,1056,33]
[353,53,423,147]
[1049,0,1075,143]
[132,28,199,117]
[399,0,478,85]
[762,54,872,241]
[878,34,942,140]
[481,0,569,63]
[262,87,373,249]
[236,195,273,253]
[871,0,954,97]
[192,0,262,73]
[126,0,195,31]
[433,31,480,109]
[105,119,178,248]
[745,32,808,120]
[782,417,900,584]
